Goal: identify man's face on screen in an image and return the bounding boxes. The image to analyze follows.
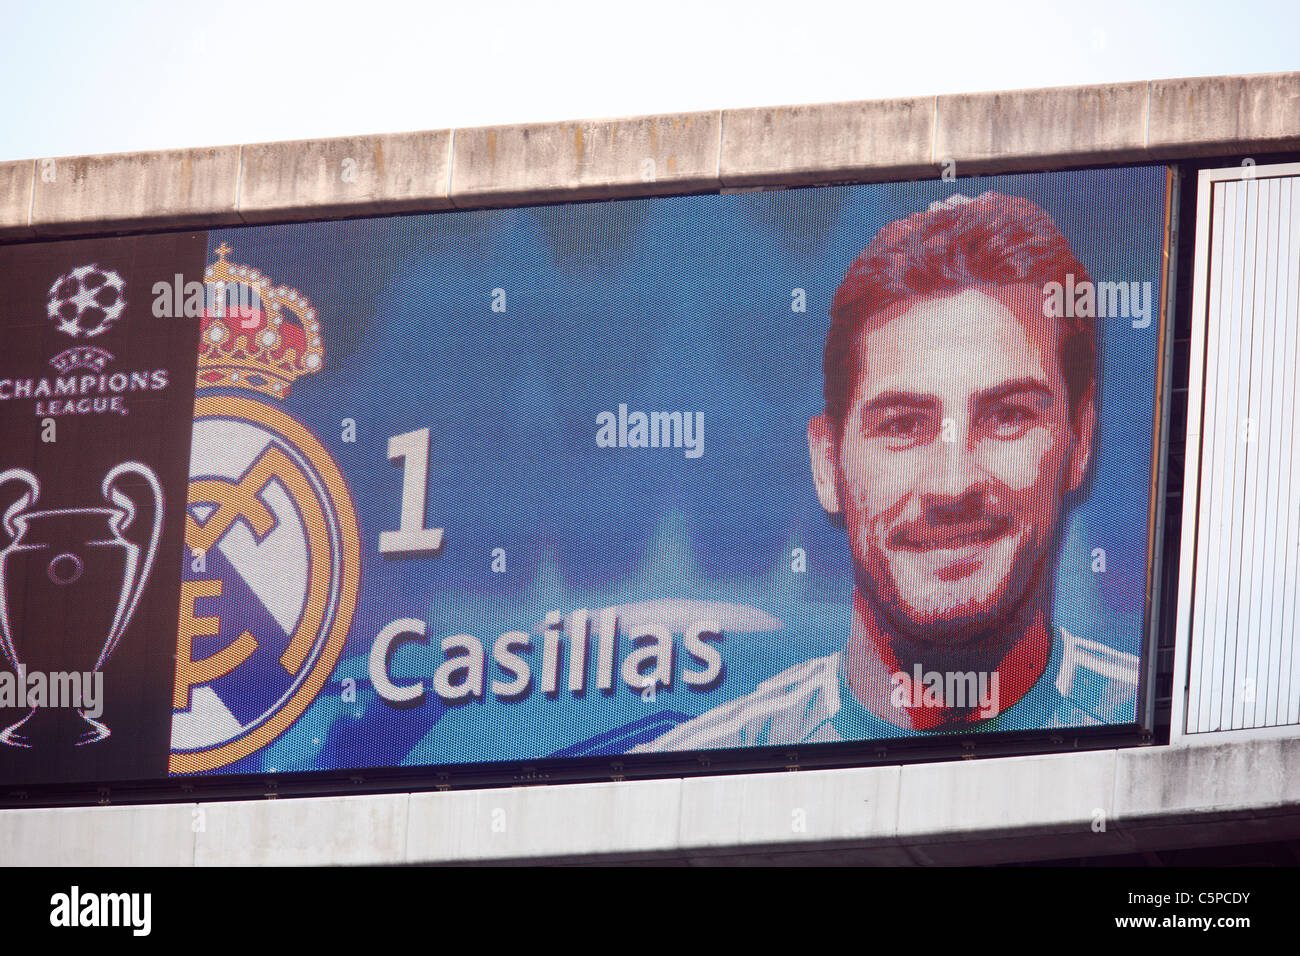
[823,285,1092,644]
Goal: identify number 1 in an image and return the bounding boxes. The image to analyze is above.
[379,428,444,555]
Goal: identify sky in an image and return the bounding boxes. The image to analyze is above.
[1,0,1298,163]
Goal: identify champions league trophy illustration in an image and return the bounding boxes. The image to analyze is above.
[0,463,162,747]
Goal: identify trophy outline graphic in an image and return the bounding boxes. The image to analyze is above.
[0,462,163,747]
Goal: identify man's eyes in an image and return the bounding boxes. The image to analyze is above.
[989,405,1034,424]
[984,404,1037,437]
[879,414,925,437]
[874,414,936,445]
[868,405,1037,443]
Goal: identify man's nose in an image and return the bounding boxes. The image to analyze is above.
[920,428,988,519]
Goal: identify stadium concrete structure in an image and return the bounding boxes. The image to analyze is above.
[2,72,1300,865]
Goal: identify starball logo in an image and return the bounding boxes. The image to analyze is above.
[47,265,126,338]
[0,263,172,418]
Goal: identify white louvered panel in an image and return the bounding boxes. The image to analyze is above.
[1178,165,1300,737]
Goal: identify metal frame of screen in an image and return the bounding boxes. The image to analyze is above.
[0,162,1181,807]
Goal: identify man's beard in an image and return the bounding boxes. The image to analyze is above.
[853,518,1056,656]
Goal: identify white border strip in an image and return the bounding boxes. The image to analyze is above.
[1172,160,1300,744]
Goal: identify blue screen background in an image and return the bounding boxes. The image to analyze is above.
[196,165,1166,773]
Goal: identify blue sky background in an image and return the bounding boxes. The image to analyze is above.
[1,0,1298,162]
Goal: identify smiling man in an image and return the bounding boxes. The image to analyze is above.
[634,191,1139,752]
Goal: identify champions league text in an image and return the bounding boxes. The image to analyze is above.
[0,369,169,416]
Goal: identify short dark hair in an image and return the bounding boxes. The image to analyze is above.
[824,192,1095,436]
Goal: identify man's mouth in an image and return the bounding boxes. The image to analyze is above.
[892,520,1011,551]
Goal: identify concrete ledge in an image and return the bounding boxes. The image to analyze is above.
[3,72,1298,241]
[29,146,241,237]
[406,777,681,863]
[1150,72,1300,156]
[719,98,933,187]
[195,793,408,866]
[3,734,1299,865]
[1115,735,1300,819]
[934,81,1150,173]
[448,111,723,207]
[677,764,906,862]
[898,748,1116,837]
[0,803,195,866]
[239,130,454,223]
[0,160,33,240]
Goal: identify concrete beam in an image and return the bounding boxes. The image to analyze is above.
[934,80,1150,174]
[719,98,933,187]
[3,734,1298,866]
[1149,72,1300,157]
[3,72,1298,241]
[195,793,409,866]
[677,763,909,863]
[406,777,682,863]
[0,160,34,241]
[900,749,1117,836]
[238,130,454,223]
[1115,735,1300,819]
[29,146,241,238]
[0,802,195,866]
[448,111,722,208]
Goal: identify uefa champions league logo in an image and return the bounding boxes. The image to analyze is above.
[0,259,176,418]
[47,264,126,339]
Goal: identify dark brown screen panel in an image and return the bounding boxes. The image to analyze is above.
[0,232,206,785]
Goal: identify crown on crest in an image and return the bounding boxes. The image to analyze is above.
[197,243,324,398]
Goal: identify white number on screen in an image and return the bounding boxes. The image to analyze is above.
[379,428,445,555]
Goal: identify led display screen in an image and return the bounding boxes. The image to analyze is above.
[0,165,1170,785]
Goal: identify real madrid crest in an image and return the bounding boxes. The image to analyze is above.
[169,245,360,774]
